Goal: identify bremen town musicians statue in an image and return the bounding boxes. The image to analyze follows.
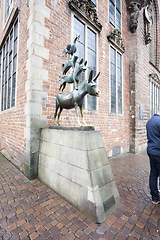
[54,35,100,126]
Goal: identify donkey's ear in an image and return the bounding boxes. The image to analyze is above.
[79,58,83,65]
[84,60,87,66]
[93,72,100,82]
[88,70,93,83]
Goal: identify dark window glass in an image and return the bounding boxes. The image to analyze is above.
[110,47,116,113]
[109,0,121,30]
[0,20,18,111]
[87,28,96,110]
[109,0,115,26]
[110,47,122,114]
[91,0,96,4]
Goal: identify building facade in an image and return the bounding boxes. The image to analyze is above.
[0,0,159,179]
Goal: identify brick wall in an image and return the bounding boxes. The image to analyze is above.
[0,0,29,170]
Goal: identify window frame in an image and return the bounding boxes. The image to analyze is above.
[150,80,159,117]
[109,44,123,115]
[109,0,122,31]
[0,18,18,112]
[71,12,99,111]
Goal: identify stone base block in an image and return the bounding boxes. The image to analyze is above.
[38,127,121,223]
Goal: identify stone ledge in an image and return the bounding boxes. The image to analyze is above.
[49,125,95,131]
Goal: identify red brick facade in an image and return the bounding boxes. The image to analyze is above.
[0,0,159,178]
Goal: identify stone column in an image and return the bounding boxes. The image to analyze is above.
[129,35,138,153]
[24,0,50,179]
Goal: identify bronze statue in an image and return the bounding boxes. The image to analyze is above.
[62,54,78,75]
[59,58,87,92]
[61,34,80,58]
[54,70,100,126]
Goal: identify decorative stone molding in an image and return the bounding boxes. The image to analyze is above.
[149,73,160,85]
[68,0,102,32]
[125,0,148,33]
[125,0,147,9]
[107,29,125,53]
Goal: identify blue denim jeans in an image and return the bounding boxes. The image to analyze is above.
[148,154,160,201]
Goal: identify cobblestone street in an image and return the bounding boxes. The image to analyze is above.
[0,152,160,240]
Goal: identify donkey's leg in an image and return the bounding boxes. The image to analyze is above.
[54,103,59,125]
[57,106,63,125]
[80,105,86,125]
[75,104,81,126]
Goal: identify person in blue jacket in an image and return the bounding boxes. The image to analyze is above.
[146,113,160,204]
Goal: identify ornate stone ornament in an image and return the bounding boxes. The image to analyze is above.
[125,0,148,33]
[68,0,102,32]
[128,1,141,33]
[149,74,160,85]
[107,29,125,53]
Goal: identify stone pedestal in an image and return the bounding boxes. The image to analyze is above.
[38,127,121,223]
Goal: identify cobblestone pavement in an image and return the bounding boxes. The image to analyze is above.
[0,152,160,240]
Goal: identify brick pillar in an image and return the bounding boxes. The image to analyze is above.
[24,0,50,179]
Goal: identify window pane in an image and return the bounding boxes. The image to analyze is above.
[116,0,121,11]
[1,86,4,111]
[109,0,115,26]
[14,20,18,39]
[117,53,122,113]
[7,78,11,109]
[13,55,17,73]
[11,73,16,107]
[110,47,116,113]
[87,28,96,110]
[73,18,85,64]
[73,17,85,83]
[9,30,13,52]
[110,47,122,114]
[91,0,96,4]
[116,11,121,30]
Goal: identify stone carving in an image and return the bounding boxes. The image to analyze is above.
[144,1,153,44]
[54,70,100,126]
[128,1,141,33]
[107,29,125,53]
[149,73,160,85]
[68,0,102,32]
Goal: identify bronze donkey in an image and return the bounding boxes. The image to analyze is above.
[54,70,100,126]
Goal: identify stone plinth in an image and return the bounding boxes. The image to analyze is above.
[38,127,121,223]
